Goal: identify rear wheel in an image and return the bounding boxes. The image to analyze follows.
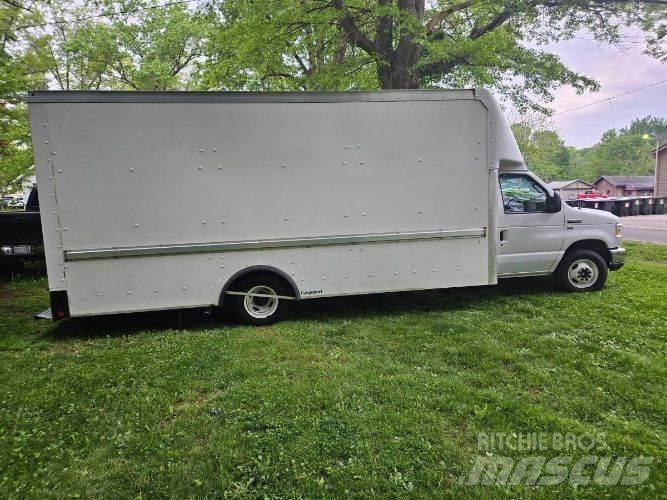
[229,274,292,325]
[555,249,608,292]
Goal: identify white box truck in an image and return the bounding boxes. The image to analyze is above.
[28,89,625,325]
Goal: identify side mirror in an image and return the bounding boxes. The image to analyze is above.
[549,191,562,213]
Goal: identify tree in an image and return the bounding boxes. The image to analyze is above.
[0,0,44,194]
[200,0,378,91]
[627,116,667,137]
[511,122,570,181]
[567,146,597,181]
[589,128,655,178]
[24,0,211,91]
[206,0,666,110]
[542,116,667,182]
[565,116,665,181]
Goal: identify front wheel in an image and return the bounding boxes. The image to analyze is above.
[554,249,608,292]
[229,274,292,325]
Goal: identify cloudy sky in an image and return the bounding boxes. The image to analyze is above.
[531,34,666,149]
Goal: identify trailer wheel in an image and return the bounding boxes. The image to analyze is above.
[229,274,291,325]
[554,249,608,292]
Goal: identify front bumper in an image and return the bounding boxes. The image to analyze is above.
[609,247,626,270]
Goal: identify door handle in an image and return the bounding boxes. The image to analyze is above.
[500,230,508,244]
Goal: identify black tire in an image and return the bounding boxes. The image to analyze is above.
[554,249,608,292]
[228,273,292,326]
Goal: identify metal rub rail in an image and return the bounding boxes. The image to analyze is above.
[65,228,487,261]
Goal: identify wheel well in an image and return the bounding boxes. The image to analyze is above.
[219,266,300,307]
[562,240,611,264]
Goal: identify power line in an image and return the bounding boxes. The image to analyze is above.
[576,47,638,72]
[11,0,199,31]
[563,45,599,63]
[572,36,643,44]
[554,79,667,116]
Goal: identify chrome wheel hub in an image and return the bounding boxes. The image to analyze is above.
[567,259,599,289]
[243,285,279,318]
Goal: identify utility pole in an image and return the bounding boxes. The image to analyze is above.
[654,133,665,198]
[656,136,661,197]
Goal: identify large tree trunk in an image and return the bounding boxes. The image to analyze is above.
[377,35,421,89]
[334,0,425,89]
[377,0,424,89]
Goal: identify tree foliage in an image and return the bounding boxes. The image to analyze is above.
[588,128,656,179]
[512,115,663,183]
[23,0,211,91]
[571,117,666,180]
[511,122,570,181]
[0,0,44,194]
[205,0,666,111]
[627,115,667,138]
[200,0,378,90]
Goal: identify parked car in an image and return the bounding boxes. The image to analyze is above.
[1,196,24,209]
[9,198,24,209]
[0,188,43,268]
[28,89,625,324]
[577,190,608,199]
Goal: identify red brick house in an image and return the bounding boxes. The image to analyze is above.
[654,143,667,197]
[593,175,654,197]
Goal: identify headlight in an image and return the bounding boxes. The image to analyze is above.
[615,222,623,238]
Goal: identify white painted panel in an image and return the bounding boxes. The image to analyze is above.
[44,100,489,250]
[65,237,489,316]
[28,104,66,290]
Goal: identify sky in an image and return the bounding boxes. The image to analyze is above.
[526,34,666,149]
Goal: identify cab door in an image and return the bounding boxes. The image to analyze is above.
[497,173,565,276]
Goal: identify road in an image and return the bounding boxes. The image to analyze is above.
[620,214,667,244]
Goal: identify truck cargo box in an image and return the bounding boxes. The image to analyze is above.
[28,89,524,320]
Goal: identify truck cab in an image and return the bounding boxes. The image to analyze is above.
[496,169,625,291]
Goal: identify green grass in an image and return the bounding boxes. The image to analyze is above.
[0,242,665,498]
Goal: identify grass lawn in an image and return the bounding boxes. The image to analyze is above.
[0,242,665,498]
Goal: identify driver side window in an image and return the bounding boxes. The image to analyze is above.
[499,174,549,213]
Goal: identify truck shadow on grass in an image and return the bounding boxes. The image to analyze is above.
[293,276,556,321]
[44,276,556,340]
